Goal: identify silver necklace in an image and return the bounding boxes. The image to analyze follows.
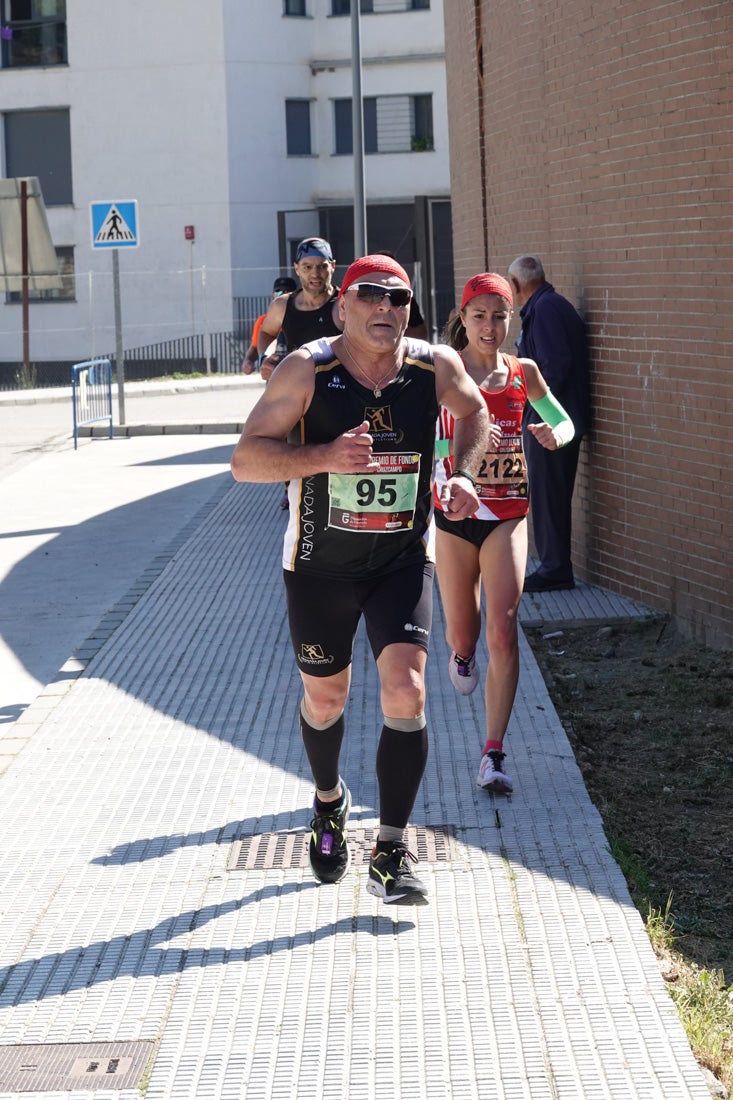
[341,338,398,398]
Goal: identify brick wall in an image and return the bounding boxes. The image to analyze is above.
[445,0,733,648]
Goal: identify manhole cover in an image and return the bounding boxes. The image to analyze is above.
[228,824,455,871]
[0,1041,154,1093]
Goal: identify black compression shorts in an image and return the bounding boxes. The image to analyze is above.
[434,508,513,548]
[283,561,434,677]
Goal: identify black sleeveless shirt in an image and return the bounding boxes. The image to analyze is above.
[282,290,341,352]
[282,338,438,579]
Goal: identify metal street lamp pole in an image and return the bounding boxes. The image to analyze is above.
[351,0,367,255]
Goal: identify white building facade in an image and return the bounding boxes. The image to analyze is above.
[0,0,452,382]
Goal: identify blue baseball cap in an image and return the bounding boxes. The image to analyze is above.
[295,237,333,262]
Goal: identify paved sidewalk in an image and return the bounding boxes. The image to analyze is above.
[0,375,263,475]
[0,377,264,729]
[0,383,710,1098]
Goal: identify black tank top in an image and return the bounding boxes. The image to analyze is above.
[281,290,341,352]
[282,338,438,579]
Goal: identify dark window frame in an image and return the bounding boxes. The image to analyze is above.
[334,97,378,156]
[331,0,373,14]
[285,98,313,156]
[333,94,432,155]
[411,93,434,151]
[4,107,73,206]
[1,0,67,68]
[330,0,427,11]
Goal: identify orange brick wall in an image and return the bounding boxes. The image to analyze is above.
[445,0,733,648]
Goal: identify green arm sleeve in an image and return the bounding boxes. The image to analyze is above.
[528,390,575,447]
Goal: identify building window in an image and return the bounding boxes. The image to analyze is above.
[334,98,377,155]
[283,0,306,14]
[4,108,73,205]
[6,245,75,303]
[411,93,433,151]
[331,0,427,11]
[333,94,432,155]
[330,0,429,11]
[331,0,373,14]
[285,99,312,156]
[0,0,67,67]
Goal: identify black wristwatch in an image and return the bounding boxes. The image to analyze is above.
[450,467,477,489]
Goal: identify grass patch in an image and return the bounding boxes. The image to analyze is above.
[526,617,733,1093]
[643,899,733,1090]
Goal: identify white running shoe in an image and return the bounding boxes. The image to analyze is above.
[448,651,479,695]
[476,750,513,793]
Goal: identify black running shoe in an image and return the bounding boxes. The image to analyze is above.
[366,841,428,903]
[308,784,351,883]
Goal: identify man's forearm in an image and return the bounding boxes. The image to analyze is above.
[231,436,328,484]
[257,328,280,356]
[452,406,490,477]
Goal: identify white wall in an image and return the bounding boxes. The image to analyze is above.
[0,0,449,363]
[224,0,449,295]
[1,0,232,361]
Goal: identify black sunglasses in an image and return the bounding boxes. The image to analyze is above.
[349,282,412,307]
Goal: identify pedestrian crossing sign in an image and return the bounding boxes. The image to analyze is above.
[90,200,139,249]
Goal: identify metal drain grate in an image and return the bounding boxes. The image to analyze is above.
[228,824,455,871]
[0,1041,154,1093]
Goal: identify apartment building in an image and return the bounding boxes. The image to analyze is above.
[0,0,452,371]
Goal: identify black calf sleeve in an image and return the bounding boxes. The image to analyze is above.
[299,710,344,792]
[376,723,429,830]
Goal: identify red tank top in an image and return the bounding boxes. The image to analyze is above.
[434,354,529,521]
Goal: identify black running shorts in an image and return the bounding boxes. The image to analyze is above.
[434,509,510,548]
[283,561,434,677]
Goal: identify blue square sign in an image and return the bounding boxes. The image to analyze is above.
[90,201,139,249]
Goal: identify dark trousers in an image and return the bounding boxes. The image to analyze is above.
[522,429,582,581]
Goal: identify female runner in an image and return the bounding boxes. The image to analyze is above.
[434,273,574,791]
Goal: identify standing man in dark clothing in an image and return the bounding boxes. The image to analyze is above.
[508,255,592,592]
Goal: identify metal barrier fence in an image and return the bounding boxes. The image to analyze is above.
[71,358,113,450]
[116,330,246,380]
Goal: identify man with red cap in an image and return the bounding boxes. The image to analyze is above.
[232,254,490,903]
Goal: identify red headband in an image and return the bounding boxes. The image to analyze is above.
[339,255,411,298]
[460,273,513,310]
